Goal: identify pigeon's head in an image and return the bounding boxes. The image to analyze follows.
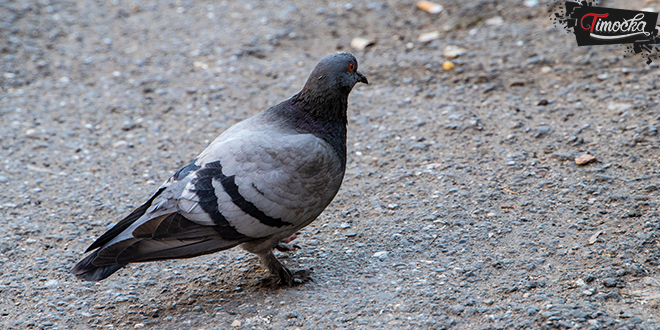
[302,53,368,97]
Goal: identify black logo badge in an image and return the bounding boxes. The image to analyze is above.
[567,3,658,46]
[552,1,660,64]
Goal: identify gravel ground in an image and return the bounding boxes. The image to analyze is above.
[2,0,660,329]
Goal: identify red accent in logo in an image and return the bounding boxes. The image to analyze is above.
[580,13,609,32]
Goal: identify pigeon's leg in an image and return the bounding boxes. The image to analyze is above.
[257,250,312,286]
[275,232,301,252]
[242,237,312,286]
[259,250,292,285]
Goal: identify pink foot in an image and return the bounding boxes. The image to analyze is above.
[276,232,302,252]
[282,232,300,244]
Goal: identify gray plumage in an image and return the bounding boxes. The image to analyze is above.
[72,53,368,285]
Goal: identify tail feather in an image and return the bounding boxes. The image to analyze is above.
[103,237,240,264]
[71,250,126,281]
[72,214,243,281]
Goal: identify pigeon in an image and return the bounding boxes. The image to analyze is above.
[72,53,368,285]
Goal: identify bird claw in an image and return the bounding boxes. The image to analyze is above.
[259,268,314,287]
[275,243,301,252]
[290,268,313,285]
[281,268,314,286]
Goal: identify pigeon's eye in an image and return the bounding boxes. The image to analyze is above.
[348,63,355,72]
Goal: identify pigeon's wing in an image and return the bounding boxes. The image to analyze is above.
[195,125,346,238]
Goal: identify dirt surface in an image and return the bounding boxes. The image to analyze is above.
[2,0,660,329]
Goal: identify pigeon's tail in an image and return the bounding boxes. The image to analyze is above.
[71,250,126,281]
[72,237,240,281]
[72,213,246,281]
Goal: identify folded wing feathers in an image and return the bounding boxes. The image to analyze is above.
[114,238,239,264]
[91,214,243,266]
[85,187,166,253]
[134,213,221,240]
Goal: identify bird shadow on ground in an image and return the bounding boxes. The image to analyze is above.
[116,260,317,326]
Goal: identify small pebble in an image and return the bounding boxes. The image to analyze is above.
[350,37,374,51]
[416,1,443,14]
[418,31,440,43]
[485,16,503,26]
[373,251,388,260]
[575,154,596,165]
[44,280,59,288]
[443,45,467,58]
[602,278,618,287]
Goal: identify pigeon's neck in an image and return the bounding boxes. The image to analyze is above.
[291,88,349,125]
[269,92,348,165]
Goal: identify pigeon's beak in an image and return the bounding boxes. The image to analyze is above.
[357,70,368,84]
